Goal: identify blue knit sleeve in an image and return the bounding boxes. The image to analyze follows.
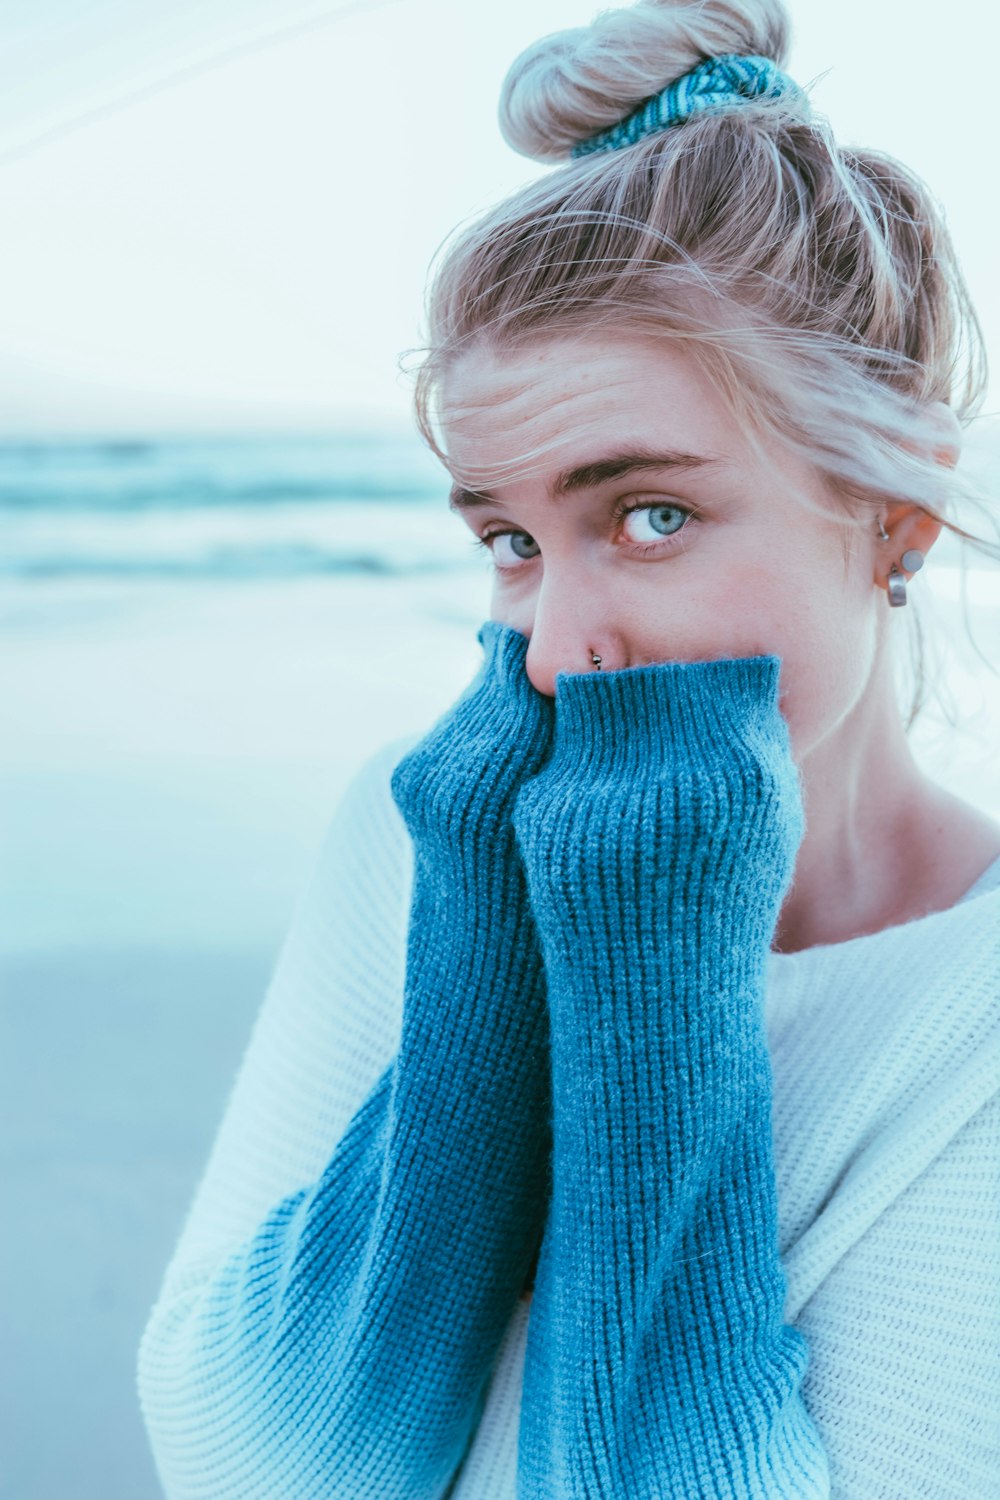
[511,654,831,1498]
[136,623,555,1499]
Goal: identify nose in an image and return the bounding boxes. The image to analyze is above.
[521,585,613,698]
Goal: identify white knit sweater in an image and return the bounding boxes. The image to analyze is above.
[138,733,1000,1499]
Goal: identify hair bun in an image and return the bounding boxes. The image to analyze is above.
[498,0,792,162]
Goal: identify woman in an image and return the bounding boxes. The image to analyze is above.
[137,2,1000,1495]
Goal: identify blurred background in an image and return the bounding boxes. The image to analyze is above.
[1,2,998,1495]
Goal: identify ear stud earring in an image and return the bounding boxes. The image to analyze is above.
[887,550,925,607]
[877,520,925,608]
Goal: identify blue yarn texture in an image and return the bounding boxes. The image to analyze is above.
[571,53,803,158]
[138,620,832,1496]
[509,625,830,1495]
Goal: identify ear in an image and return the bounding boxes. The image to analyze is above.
[877,503,943,570]
[873,503,943,602]
[872,402,959,599]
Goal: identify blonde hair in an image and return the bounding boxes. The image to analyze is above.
[409,0,998,728]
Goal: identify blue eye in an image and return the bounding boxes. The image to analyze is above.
[620,502,690,540]
[471,531,540,569]
[470,499,697,573]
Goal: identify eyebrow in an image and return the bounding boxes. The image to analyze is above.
[447,447,720,513]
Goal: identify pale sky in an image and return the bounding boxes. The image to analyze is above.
[1,0,998,435]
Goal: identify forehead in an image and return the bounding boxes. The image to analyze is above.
[438,335,741,489]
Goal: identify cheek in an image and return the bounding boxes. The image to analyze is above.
[655,561,876,761]
[761,602,876,762]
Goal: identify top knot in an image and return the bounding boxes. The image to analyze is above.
[499,0,793,163]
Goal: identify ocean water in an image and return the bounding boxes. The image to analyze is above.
[0,431,478,583]
[5,427,1000,587]
[8,421,1000,582]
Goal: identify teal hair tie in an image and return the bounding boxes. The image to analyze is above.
[571,52,804,159]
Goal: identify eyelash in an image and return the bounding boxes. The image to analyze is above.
[470,498,698,573]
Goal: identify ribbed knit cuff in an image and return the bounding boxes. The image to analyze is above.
[475,618,531,696]
[552,654,785,769]
[449,619,555,787]
[514,652,802,944]
[391,620,554,856]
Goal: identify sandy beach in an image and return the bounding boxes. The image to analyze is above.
[2,558,998,1498]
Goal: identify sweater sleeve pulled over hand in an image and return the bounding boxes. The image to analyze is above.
[138,621,554,1500]
[511,653,831,1499]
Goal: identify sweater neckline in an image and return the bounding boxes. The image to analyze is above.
[767,849,1000,969]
